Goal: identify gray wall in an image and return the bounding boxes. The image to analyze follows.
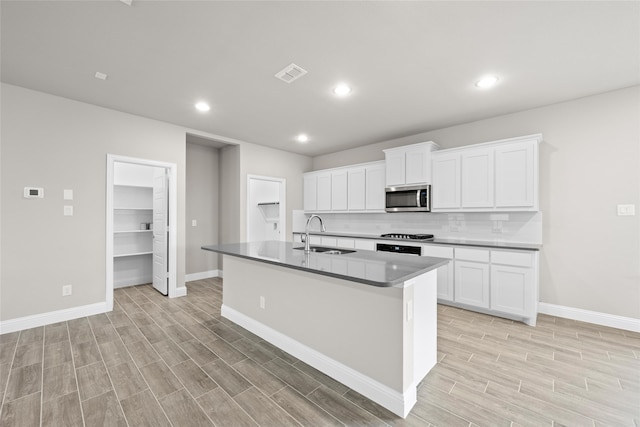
[1,83,313,322]
[313,86,640,319]
[1,83,187,320]
[238,143,313,241]
[186,143,220,274]
[219,145,241,246]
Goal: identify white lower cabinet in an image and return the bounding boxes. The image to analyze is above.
[454,260,490,308]
[309,236,322,245]
[422,245,454,301]
[490,250,536,319]
[354,239,376,251]
[336,238,356,249]
[320,237,338,247]
[490,264,533,317]
[433,245,538,326]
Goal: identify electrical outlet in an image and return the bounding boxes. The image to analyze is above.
[259,296,265,309]
[62,285,72,296]
[192,219,197,227]
[617,204,636,216]
[492,220,503,233]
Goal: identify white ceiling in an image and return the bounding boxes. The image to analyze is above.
[2,1,638,156]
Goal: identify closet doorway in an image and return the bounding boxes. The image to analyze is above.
[247,175,286,242]
[106,155,178,311]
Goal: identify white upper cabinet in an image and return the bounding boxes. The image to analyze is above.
[304,161,386,213]
[316,172,332,211]
[431,134,541,212]
[495,140,536,208]
[384,150,405,187]
[431,152,461,209]
[303,174,317,211]
[331,169,348,211]
[365,162,385,210]
[348,167,366,210]
[461,147,495,208]
[383,142,439,187]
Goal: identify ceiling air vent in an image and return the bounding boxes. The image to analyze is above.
[274,63,308,83]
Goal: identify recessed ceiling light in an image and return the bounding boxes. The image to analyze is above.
[120,0,133,6]
[195,102,210,112]
[296,134,309,143]
[94,72,108,80]
[333,83,351,97]
[475,75,499,89]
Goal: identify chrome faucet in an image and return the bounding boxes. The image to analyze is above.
[304,214,326,253]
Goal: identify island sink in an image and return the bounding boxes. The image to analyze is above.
[293,246,356,255]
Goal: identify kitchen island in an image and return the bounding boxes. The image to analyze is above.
[201,241,447,418]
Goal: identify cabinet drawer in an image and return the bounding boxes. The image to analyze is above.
[491,250,533,267]
[336,238,355,249]
[455,248,489,263]
[354,239,375,251]
[422,245,453,259]
[309,236,322,245]
[321,237,338,247]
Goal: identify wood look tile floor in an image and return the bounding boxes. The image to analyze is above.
[1,278,638,426]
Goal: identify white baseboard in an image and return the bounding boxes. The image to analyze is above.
[172,286,188,298]
[185,269,221,282]
[0,302,109,335]
[221,304,414,418]
[538,303,640,333]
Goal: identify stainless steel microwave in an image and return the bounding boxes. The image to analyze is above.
[385,185,431,212]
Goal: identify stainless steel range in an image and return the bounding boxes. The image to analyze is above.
[380,233,434,241]
[377,233,435,256]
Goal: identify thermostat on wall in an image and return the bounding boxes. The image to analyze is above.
[24,187,44,198]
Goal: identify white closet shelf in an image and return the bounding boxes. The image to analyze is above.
[114,230,153,234]
[114,251,153,258]
[114,184,153,189]
[257,202,280,222]
[114,207,152,212]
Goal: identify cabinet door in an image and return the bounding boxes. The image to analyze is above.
[331,170,348,211]
[454,260,490,308]
[365,163,385,210]
[495,140,536,208]
[316,173,332,211]
[336,238,356,249]
[405,145,429,184]
[303,174,317,211]
[490,264,533,316]
[431,152,461,209]
[385,150,405,186]
[348,167,366,210]
[354,239,375,251]
[321,237,338,247]
[423,245,454,301]
[461,148,494,208]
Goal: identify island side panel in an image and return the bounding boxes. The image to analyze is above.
[411,270,438,384]
[222,255,406,392]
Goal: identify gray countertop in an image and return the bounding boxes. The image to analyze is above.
[201,241,448,287]
[292,231,541,251]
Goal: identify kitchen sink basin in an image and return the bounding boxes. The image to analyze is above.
[294,246,356,255]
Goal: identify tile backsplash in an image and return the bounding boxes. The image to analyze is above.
[293,211,542,244]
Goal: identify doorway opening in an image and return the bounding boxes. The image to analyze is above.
[247,175,286,242]
[106,154,179,311]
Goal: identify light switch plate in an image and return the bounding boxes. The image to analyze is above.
[64,206,73,216]
[617,204,636,216]
[64,189,73,200]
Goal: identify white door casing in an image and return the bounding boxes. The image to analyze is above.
[153,167,168,295]
[106,154,179,311]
